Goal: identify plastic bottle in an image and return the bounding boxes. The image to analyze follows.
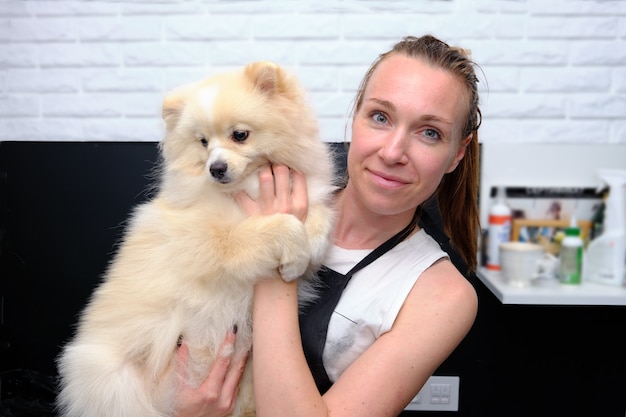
[559,217,583,285]
[584,169,626,286]
[486,186,512,271]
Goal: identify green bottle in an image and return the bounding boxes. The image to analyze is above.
[559,218,583,285]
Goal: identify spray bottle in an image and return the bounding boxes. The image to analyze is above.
[584,169,626,286]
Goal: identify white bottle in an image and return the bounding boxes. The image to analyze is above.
[585,169,626,285]
[487,186,512,271]
[559,217,583,285]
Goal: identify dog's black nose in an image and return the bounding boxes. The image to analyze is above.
[210,162,228,180]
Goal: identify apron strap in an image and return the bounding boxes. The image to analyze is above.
[299,213,417,394]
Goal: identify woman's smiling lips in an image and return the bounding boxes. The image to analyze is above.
[367,168,409,189]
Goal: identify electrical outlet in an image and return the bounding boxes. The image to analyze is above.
[404,376,460,411]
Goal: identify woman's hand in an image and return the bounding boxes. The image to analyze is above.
[235,164,308,222]
[174,330,248,417]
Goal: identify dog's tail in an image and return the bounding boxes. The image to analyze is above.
[56,342,173,417]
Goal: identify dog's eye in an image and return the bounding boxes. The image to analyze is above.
[200,137,208,147]
[232,131,249,143]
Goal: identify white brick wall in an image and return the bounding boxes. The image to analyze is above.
[1,0,625,144]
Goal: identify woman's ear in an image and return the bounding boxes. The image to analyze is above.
[445,134,472,173]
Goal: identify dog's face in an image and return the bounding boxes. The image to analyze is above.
[160,62,319,195]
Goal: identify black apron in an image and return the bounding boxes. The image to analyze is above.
[299,216,417,394]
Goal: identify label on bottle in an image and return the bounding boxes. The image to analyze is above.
[486,214,512,270]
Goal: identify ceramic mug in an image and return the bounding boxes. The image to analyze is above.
[499,242,558,287]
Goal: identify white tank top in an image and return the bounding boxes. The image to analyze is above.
[321,229,448,383]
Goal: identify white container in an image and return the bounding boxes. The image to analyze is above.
[486,186,512,271]
[499,242,544,287]
[584,169,626,286]
[559,219,583,285]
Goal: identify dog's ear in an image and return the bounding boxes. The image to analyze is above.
[245,61,288,97]
[162,82,195,127]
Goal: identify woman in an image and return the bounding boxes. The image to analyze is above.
[176,34,481,417]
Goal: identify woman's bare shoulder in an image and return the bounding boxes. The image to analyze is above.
[396,258,478,340]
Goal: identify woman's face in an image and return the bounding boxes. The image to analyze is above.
[347,53,470,217]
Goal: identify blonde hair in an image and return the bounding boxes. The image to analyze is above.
[353,35,482,272]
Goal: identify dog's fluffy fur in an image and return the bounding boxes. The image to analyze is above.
[56,62,336,417]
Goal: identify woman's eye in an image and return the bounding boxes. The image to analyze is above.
[200,137,208,147]
[232,130,249,142]
[371,112,388,124]
[422,128,441,141]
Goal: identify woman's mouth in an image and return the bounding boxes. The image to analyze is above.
[368,169,408,189]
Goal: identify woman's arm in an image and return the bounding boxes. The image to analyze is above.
[253,278,328,416]
[252,259,477,417]
[242,164,330,415]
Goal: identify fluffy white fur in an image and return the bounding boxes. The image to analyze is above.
[56,61,336,417]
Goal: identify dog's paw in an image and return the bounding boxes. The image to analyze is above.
[279,245,311,282]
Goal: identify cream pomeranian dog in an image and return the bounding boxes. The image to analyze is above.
[56,61,336,417]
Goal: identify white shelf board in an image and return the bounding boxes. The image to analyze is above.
[476,267,626,306]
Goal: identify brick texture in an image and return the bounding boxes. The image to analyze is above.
[1,0,625,143]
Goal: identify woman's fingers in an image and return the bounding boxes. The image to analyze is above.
[174,329,248,417]
[271,164,292,211]
[221,350,249,406]
[201,329,237,394]
[258,164,277,213]
[175,339,191,381]
[290,169,309,222]
[234,164,308,221]
[234,191,258,217]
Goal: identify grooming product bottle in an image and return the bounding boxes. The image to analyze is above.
[487,186,512,271]
[559,217,583,285]
[584,169,626,286]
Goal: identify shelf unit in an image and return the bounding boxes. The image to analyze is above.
[476,268,626,306]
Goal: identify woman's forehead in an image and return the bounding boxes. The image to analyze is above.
[365,55,469,119]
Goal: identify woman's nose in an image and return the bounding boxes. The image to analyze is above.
[379,128,409,164]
